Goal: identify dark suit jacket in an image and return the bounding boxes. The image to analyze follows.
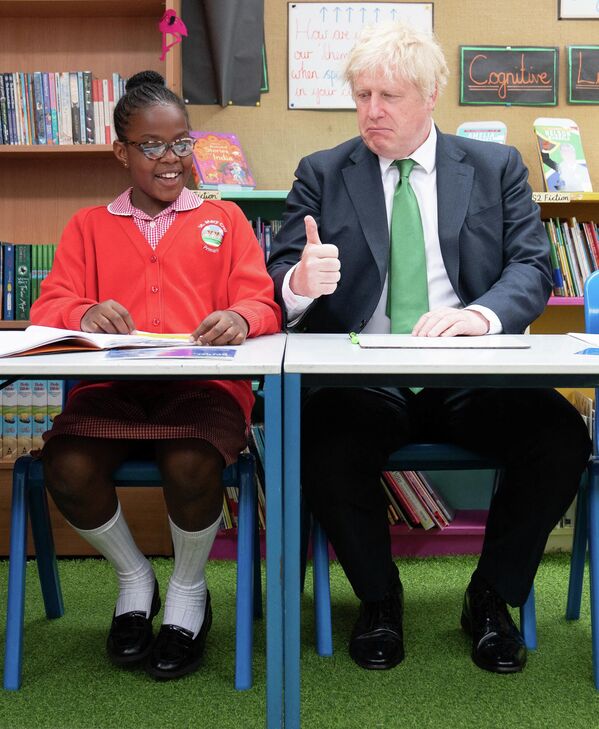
[267,129,552,335]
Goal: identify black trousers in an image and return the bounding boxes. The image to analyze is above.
[301,386,591,607]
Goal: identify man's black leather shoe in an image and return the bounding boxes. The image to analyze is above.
[106,579,161,666]
[349,582,404,670]
[461,583,527,674]
[146,591,213,680]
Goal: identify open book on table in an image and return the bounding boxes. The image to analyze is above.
[0,326,193,358]
[351,334,530,349]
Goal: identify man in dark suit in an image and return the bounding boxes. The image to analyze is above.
[267,22,591,674]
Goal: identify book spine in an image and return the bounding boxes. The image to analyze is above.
[48,72,59,145]
[32,71,46,145]
[59,72,73,145]
[77,71,86,143]
[2,243,15,320]
[31,379,48,451]
[25,73,36,145]
[1,381,18,462]
[102,78,111,144]
[12,72,23,144]
[5,73,16,144]
[382,471,420,526]
[42,72,53,144]
[69,71,81,144]
[19,73,30,145]
[0,76,8,144]
[17,379,33,457]
[14,244,31,320]
[83,71,94,144]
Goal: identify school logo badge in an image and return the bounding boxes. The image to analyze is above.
[199,221,226,250]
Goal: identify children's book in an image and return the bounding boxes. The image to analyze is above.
[189,131,256,190]
[533,117,593,193]
[105,346,237,359]
[0,326,191,358]
[456,121,507,144]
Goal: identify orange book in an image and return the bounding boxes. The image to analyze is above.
[189,131,256,190]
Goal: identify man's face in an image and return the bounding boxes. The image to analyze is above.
[353,68,436,159]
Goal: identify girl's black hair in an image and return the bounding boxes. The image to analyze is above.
[113,70,189,141]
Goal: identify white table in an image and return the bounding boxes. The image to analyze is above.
[283,333,599,729]
[0,334,286,729]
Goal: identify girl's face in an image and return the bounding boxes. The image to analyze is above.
[113,103,193,217]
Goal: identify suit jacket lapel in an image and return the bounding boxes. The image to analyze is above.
[342,143,389,287]
[435,130,473,295]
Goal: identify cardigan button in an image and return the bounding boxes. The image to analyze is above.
[152,318,160,326]
[151,286,159,293]
[150,255,157,263]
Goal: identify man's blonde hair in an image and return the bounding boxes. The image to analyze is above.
[344,21,449,99]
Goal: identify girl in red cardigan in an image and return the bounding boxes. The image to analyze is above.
[30,70,281,680]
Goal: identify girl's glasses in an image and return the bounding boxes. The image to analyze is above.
[124,137,195,160]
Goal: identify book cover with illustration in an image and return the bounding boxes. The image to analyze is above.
[533,117,593,192]
[189,131,256,190]
[456,120,507,143]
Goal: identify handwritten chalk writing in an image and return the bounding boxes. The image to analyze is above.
[468,54,551,100]
[460,46,557,106]
[576,51,599,85]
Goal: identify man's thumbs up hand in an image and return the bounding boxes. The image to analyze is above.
[290,215,341,298]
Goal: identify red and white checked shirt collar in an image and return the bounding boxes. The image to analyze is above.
[107,187,202,250]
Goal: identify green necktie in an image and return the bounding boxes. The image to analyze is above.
[387,158,429,334]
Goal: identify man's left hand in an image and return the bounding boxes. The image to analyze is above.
[412,308,490,337]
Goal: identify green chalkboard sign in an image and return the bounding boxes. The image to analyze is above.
[460,46,558,106]
[568,46,599,103]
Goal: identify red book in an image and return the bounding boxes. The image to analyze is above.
[189,131,256,190]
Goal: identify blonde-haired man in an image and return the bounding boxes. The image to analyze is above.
[268,22,590,674]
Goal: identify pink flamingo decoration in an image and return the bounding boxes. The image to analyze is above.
[158,9,188,61]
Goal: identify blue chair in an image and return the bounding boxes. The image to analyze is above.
[3,451,261,691]
[566,268,599,689]
[307,443,537,657]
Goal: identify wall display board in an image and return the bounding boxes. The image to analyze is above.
[460,46,559,106]
[559,0,599,19]
[288,2,433,109]
[568,45,599,102]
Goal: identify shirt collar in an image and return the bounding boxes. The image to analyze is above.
[107,187,203,218]
[378,123,437,176]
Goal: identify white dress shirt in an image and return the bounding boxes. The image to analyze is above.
[282,124,502,334]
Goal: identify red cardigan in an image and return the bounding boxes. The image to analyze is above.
[30,200,282,424]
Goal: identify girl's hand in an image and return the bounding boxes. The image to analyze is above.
[190,311,249,345]
[81,300,136,334]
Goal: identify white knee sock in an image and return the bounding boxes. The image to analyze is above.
[72,503,156,617]
[163,514,221,638]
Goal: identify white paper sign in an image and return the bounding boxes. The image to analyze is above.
[288,2,434,109]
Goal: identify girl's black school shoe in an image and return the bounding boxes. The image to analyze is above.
[106,579,161,665]
[146,591,212,680]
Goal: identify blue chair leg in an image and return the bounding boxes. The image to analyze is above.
[567,478,589,621]
[588,461,599,689]
[27,463,64,620]
[4,458,31,690]
[519,585,537,650]
[235,454,256,690]
[252,503,263,620]
[300,497,312,594]
[312,520,333,657]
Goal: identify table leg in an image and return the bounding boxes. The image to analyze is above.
[284,373,302,729]
[264,374,284,728]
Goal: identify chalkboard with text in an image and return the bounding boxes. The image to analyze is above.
[460,46,558,106]
[288,2,433,110]
[568,46,599,103]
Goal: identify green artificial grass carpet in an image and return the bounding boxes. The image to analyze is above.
[1,553,598,729]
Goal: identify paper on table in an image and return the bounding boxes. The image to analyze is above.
[568,333,599,346]
[355,334,530,349]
